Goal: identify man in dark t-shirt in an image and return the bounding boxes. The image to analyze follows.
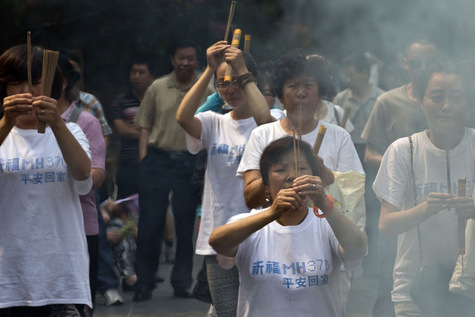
[111,59,154,199]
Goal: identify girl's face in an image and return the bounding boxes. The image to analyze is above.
[422,72,466,130]
[266,150,312,201]
[6,80,42,96]
[216,63,246,109]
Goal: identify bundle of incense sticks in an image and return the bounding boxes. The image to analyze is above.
[244,34,251,53]
[224,0,237,42]
[38,49,59,133]
[224,29,242,83]
[458,178,467,256]
[312,125,327,155]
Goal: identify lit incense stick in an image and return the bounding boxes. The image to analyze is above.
[27,31,33,93]
[244,34,251,53]
[224,1,237,42]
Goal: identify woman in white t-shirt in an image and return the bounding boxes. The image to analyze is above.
[374,65,475,316]
[176,41,274,316]
[209,136,367,317]
[0,45,92,316]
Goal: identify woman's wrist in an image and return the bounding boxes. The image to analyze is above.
[313,194,334,218]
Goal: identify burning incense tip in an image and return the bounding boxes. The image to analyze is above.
[244,34,251,53]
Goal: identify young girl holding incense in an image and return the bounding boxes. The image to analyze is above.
[0,45,92,316]
[374,63,475,316]
[176,40,273,316]
[209,136,367,317]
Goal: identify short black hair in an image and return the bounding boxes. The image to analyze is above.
[0,44,63,104]
[260,136,319,186]
[271,50,331,99]
[128,55,156,78]
[342,53,371,74]
[416,61,467,103]
[169,39,201,60]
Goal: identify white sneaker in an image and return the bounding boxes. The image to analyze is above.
[104,288,124,306]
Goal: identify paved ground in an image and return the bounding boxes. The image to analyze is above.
[94,255,379,317]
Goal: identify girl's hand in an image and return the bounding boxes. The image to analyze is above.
[449,197,475,219]
[206,41,230,72]
[223,46,248,76]
[32,96,62,128]
[2,93,33,124]
[424,193,454,216]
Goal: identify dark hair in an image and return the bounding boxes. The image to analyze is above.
[128,56,156,78]
[270,50,330,99]
[243,52,258,78]
[57,53,80,103]
[257,71,273,94]
[259,136,319,186]
[169,39,201,60]
[59,49,82,67]
[0,44,63,104]
[342,53,371,74]
[416,61,467,103]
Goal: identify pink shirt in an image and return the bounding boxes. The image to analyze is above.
[62,103,106,235]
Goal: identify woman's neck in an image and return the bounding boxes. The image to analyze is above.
[230,107,252,120]
[281,115,318,135]
[426,126,464,150]
[276,205,308,226]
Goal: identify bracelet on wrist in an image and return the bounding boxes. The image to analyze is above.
[236,72,256,89]
[313,194,334,218]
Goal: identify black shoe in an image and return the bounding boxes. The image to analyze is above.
[122,281,135,293]
[133,290,153,302]
[174,288,194,298]
[154,275,165,283]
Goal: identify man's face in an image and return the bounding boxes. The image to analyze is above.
[130,64,153,91]
[171,47,199,82]
[404,43,439,84]
[343,65,368,91]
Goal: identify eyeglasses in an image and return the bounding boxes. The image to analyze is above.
[217,78,239,89]
[408,58,438,70]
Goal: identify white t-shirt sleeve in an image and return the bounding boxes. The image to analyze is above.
[373,137,411,210]
[236,128,264,178]
[67,122,93,195]
[216,211,258,269]
[185,111,217,154]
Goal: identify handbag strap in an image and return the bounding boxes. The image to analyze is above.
[69,105,82,124]
[409,135,424,266]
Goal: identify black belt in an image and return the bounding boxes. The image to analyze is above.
[148,146,191,160]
